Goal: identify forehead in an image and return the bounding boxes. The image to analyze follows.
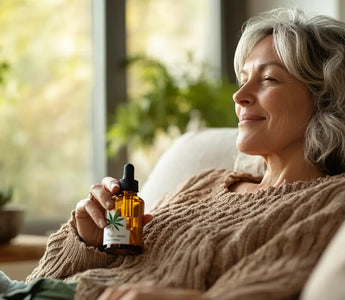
[241,35,283,74]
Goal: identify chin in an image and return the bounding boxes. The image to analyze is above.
[236,137,262,155]
[237,145,260,156]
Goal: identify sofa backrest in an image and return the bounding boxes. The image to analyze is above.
[140,128,265,212]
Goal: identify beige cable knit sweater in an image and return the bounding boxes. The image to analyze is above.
[27,170,345,299]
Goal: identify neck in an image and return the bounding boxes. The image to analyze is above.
[259,151,326,189]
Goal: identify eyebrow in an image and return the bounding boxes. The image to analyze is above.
[240,61,285,76]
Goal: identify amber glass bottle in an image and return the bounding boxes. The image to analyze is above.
[103,163,144,255]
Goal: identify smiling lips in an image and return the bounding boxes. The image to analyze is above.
[239,114,266,125]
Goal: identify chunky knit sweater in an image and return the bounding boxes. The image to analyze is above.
[27,170,345,300]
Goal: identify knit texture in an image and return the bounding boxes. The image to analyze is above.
[27,170,345,299]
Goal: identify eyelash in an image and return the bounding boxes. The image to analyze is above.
[263,75,276,82]
[239,75,277,88]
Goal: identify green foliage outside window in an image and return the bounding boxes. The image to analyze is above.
[107,55,238,156]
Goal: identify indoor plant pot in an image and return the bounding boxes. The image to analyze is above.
[0,187,25,244]
[0,205,25,244]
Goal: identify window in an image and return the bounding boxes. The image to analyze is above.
[127,0,221,77]
[0,0,224,234]
[125,0,221,183]
[0,0,93,231]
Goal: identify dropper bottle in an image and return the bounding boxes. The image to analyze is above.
[103,163,144,255]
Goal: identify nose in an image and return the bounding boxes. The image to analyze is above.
[233,84,255,107]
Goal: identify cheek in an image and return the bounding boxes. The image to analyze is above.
[285,99,312,129]
[264,90,312,129]
[282,85,313,126]
[268,109,312,146]
[268,107,308,133]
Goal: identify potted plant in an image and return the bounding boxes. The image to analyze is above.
[107,55,238,156]
[0,60,24,244]
[0,187,25,244]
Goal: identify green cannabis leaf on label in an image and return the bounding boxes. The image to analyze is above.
[107,212,125,231]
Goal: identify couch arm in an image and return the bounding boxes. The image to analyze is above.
[301,221,345,300]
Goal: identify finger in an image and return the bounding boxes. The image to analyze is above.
[90,183,114,210]
[83,194,107,228]
[75,196,107,228]
[75,198,90,218]
[143,214,153,225]
[98,287,129,300]
[102,177,120,194]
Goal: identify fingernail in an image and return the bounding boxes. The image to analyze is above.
[99,219,107,228]
[110,182,119,192]
[106,201,114,209]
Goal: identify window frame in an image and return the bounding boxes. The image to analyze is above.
[92,0,128,183]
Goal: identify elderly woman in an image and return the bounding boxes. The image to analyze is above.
[4,8,345,300]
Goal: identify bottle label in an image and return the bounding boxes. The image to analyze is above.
[103,210,130,246]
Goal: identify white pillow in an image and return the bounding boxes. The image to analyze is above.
[139,128,265,212]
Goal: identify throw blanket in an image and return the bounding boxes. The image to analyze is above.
[27,170,345,299]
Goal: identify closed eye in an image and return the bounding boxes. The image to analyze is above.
[264,75,276,82]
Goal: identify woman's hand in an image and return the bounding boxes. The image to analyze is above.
[97,283,204,300]
[75,177,153,247]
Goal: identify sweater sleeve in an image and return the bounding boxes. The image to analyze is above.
[26,211,115,282]
[203,208,344,300]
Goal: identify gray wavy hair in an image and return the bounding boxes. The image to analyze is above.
[234,8,345,175]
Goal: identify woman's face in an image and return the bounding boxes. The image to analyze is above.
[233,35,313,159]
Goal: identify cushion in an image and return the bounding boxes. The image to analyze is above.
[140,128,265,212]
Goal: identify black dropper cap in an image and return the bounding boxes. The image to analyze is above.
[119,163,139,192]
